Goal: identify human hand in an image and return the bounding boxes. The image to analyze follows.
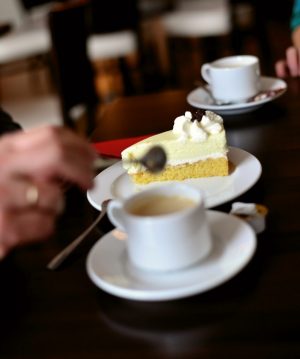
[0,126,97,258]
[0,177,64,258]
[0,126,97,189]
[275,46,300,78]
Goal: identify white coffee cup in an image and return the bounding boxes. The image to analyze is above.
[107,183,212,272]
[201,55,261,103]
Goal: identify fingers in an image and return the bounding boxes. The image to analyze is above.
[0,209,56,259]
[0,178,64,213]
[0,126,96,259]
[274,46,300,78]
[0,126,97,190]
[0,177,65,260]
[275,60,288,78]
[286,46,300,77]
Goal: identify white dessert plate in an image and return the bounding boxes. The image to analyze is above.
[86,210,257,301]
[187,76,287,115]
[87,147,262,210]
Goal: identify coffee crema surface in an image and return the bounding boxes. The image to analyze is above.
[128,195,197,216]
[215,63,248,68]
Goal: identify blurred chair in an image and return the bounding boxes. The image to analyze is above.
[138,0,173,19]
[0,0,51,76]
[86,0,143,98]
[0,0,25,28]
[160,0,232,87]
[48,0,98,133]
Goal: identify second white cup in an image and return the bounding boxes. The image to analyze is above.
[107,183,212,272]
[201,55,261,103]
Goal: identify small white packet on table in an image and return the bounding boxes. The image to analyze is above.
[230,202,268,234]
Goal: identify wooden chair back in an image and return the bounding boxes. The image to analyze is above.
[48,0,98,132]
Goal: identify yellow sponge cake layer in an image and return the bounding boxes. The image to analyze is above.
[132,157,229,184]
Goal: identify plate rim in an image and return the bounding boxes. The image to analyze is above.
[87,146,262,211]
[86,210,257,301]
[187,75,287,111]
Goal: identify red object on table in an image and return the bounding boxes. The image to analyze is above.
[92,134,152,158]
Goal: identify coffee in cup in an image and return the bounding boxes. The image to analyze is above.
[128,194,196,216]
[201,55,261,103]
[107,183,212,272]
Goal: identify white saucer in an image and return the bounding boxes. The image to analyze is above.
[187,76,287,115]
[86,210,256,301]
[87,147,262,210]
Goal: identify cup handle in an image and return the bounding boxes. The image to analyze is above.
[107,200,126,231]
[201,63,211,84]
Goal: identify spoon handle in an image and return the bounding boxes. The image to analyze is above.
[93,157,119,170]
[47,202,109,270]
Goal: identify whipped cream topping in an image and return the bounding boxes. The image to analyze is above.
[173,111,224,142]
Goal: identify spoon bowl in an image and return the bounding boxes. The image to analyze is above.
[94,146,167,173]
[133,145,167,173]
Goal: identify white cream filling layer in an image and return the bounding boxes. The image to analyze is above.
[168,152,227,166]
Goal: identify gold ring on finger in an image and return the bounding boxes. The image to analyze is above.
[26,184,39,207]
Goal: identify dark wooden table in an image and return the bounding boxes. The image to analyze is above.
[1,83,300,359]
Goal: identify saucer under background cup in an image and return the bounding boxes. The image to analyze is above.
[187,76,287,115]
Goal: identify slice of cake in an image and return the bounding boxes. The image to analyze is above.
[121,110,229,185]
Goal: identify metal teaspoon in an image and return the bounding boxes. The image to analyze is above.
[47,199,111,270]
